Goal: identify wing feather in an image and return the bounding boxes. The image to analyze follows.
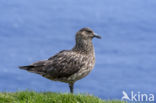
[20,50,86,79]
[45,50,86,78]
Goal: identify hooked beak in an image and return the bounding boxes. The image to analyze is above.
[93,33,101,39]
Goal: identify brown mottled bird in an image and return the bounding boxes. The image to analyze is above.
[19,27,101,93]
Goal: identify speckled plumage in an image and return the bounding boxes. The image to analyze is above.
[19,27,101,93]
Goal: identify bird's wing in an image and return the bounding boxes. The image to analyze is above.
[19,50,86,78]
[45,50,86,78]
[19,51,67,73]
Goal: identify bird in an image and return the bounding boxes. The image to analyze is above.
[19,27,101,93]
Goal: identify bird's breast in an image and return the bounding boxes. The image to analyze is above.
[65,52,95,82]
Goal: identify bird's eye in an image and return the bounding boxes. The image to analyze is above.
[86,31,92,33]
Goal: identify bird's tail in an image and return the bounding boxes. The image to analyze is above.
[19,65,35,71]
[19,60,46,75]
[19,65,46,76]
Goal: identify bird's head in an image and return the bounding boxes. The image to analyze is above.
[73,27,101,53]
[76,27,101,40]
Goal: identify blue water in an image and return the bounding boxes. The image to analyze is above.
[0,0,156,100]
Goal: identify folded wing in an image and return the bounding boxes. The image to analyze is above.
[19,50,86,79]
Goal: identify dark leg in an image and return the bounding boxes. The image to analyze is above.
[69,82,74,93]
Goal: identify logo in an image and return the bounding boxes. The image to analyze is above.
[121,91,154,102]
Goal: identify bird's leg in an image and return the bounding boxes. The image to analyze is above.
[69,82,74,94]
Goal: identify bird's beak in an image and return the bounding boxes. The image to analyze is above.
[93,33,101,39]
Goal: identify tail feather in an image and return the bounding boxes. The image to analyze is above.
[19,65,46,76]
[19,65,34,71]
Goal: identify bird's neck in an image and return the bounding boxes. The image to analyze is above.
[72,39,94,54]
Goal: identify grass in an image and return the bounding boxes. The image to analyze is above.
[0,91,123,103]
